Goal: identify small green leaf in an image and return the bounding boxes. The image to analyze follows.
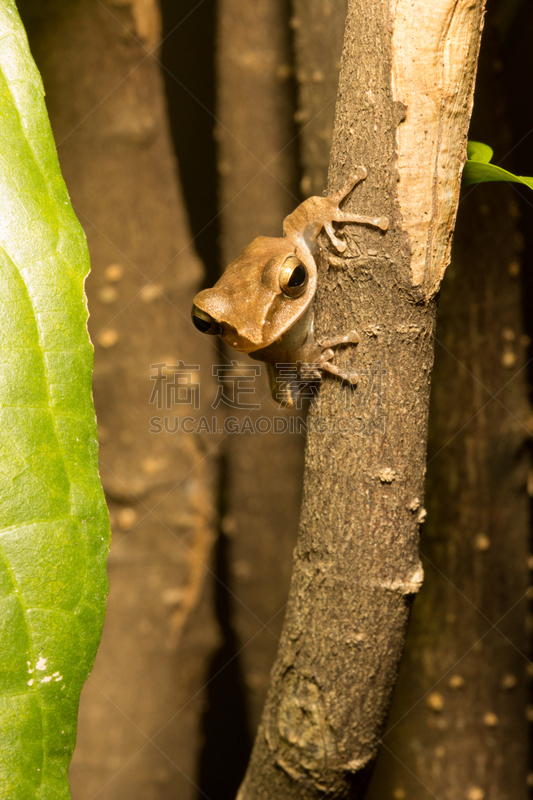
[464,140,533,191]
[466,140,494,163]
[0,3,110,798]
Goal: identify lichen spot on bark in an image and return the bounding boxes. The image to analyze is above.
[267,669,338,785]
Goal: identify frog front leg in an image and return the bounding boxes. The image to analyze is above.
[314,331,360,385]
[282,167,389,264]
[324,168,389,251]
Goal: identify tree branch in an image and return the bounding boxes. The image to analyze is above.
[237,1,487,797]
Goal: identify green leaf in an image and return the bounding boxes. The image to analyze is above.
[466,140,493,163]
[464,140,533,191]
[0,3,110,798]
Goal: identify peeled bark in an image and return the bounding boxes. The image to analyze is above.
[238,1,486,797]
[18,2,220,798]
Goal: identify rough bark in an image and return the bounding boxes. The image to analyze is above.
[237,1,486,798]
[215,0,304,743]
[18,2,220,798]
[367,14,531,800]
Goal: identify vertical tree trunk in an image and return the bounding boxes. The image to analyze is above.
[215,0,303,741]
[238,1,486,797]
[19,2,220,798]
[367,14,530,799]
[292,0,347,197]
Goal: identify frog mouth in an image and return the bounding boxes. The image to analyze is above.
[219,326,262,353]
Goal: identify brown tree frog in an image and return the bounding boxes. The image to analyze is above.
[191,167,388,406]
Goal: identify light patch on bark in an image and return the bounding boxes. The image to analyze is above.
[265,670,338,786]
[378,467,397,483]
[390,0,486,295]
[110,0,161,49]
[132,0,161,49]
[166,475,217,650]
[382,563,424,595]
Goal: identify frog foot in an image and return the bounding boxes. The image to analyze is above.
[316,330,360,385]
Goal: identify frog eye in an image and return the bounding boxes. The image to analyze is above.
[279,256,308,298]
[191,305,222,336]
